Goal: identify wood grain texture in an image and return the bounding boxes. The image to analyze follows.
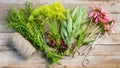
[0,45,13,52]
[97,33,120,44]
[0,0,120,68]
[0,25,15,33]
[1,45,120,68]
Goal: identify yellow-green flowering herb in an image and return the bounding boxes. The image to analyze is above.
[29,2,66,45]
[29,2,65,21]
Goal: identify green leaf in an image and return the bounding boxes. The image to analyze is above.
[71,6,79,18]
[67,38,75,46]
[66,11,72,34]
[83,38,94,45]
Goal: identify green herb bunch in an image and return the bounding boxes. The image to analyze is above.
[7,2,62,63]
[60,7,90,55]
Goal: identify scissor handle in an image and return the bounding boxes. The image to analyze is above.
[82,58,89,66]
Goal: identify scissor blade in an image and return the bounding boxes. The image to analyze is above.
[91,32,101,48]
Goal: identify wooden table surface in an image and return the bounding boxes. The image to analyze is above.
[0,0,120,68]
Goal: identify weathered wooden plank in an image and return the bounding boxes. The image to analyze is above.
[0,0,17,4]
[0,25,15,33]
[0,1,120,24]
[2,53,120,68]
[90,56,120,68]
[0,39,120,68]
[91,49,120,56]
[0,51,24,66]
[0,10,8,21]
[5,63,118,68]
[3,65,46,68]
[93,44,120,51]
[115,22,120,32]
[80,56,120,68]
[0,45,13,52]
[0,33,11,45]
[1,40,119,67]
[90,44,120,56]
[1,45,120,68]
[0,19,7,25]
[108,13,120,22]
[0,0,120,12]
[32,0,120,12]
[80,0,119,2]
[50,64,116,68]
[0,0,119,4]
[74,44,120,56]
[0,33,11,39]
[3,57,46,68]
[97,33,120,44]
[0,40,7,46]
[0,50,46,68]
[0,39,9,46]
[50,55,120,68]
[0,4,11,11]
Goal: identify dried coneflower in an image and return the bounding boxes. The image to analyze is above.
[89,5,115,32]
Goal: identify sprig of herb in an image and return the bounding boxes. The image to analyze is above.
[28,2,65,46]
[60,7,89,55]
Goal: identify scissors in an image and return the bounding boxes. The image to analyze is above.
[81,32,101,66]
